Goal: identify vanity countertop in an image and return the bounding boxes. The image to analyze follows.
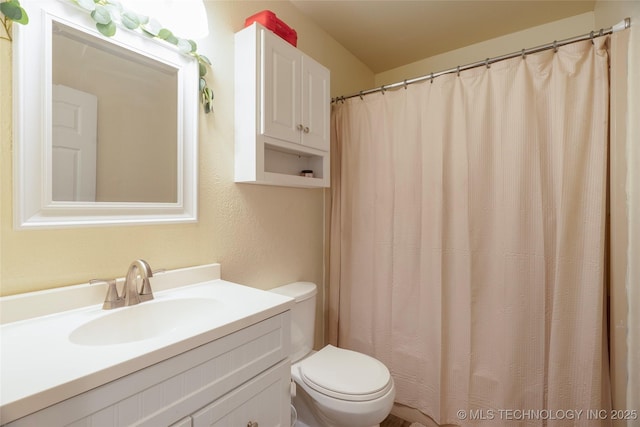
[0,264,294,424]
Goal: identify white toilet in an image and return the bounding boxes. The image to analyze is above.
[270,282,395,427]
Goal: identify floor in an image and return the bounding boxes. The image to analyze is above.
[381,414,412,427]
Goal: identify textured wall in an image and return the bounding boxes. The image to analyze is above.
[0,1,374,348]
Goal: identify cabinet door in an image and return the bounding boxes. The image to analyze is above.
[262,29,301,145]
[301,57,330,151]
[192,361,290,427]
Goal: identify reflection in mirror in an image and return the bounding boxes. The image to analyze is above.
[13,0,198,228]
[52,22,178,203]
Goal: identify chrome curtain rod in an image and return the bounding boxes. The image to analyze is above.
[332,17,631,103]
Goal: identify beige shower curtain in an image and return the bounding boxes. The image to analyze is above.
[329,37,611,425]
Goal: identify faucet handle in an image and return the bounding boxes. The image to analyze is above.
[139,277,154,302]
[91,279,123,310]
[137,260,155,302]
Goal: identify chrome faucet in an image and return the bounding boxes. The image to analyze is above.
[122,259,154,306]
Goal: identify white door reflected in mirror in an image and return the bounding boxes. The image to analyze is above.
[52,84,98,202]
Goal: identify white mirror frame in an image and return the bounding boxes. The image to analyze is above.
[13,0,198,229]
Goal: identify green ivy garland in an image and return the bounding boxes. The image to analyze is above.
[0,0,214,113]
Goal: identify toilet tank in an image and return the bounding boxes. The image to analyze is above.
[269,282,317,363]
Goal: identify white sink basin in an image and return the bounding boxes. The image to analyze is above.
[69,298,223,346]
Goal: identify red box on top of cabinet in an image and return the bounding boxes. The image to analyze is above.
[244,10,298,47]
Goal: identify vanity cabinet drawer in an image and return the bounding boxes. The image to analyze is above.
[5,312,290,427]
[192,360,290,427]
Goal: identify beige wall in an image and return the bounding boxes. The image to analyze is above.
[374,12,595,87]
[0,0,374,356]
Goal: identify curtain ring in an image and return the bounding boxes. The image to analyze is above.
[521,49,526,60]
[430,72,434,84]
[380,86,386,95]
[485,58,491,69]
[456,66,460,77]
[403,80,408,89]
[359,91,364,100]
[590,30,595,44]
[599,28,604,37]
[553,40,558,53]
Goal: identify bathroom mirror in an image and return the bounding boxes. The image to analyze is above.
[13,0,198,228]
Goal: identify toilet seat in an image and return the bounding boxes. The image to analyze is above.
[299,345,393,402]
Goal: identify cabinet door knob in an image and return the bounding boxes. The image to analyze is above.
[303,126,309,133]
[246,422,258,427]
[297,124,304,131]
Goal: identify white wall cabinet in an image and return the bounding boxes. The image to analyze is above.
[235,23,330,188]
[261,29,329,152]
[4,313,291,427]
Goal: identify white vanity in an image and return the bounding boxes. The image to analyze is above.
[0,264,294,426]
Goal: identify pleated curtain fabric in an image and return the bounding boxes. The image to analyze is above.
[329,36,611,425]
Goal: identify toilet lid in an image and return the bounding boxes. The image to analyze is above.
[299,345,392,402]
